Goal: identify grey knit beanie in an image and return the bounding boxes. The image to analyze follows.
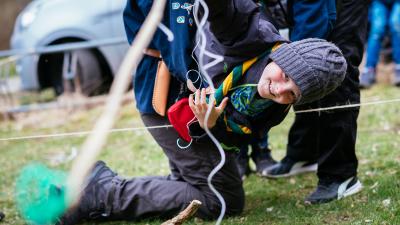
[269,38,347,105]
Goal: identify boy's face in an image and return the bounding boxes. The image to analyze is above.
[257,62,301,104]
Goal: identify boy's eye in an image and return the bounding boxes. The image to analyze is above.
[291,91,297,99]
[283,73,290,82]
[291,91,300,103]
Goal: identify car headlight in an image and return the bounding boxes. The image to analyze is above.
[19,5,40,30]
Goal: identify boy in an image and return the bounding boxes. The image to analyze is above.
[188,38,346,152]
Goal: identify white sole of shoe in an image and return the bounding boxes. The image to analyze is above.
[262,162,318,178]
[338,179,363,200]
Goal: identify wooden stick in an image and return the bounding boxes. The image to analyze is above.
[65,0,167,206]
[161,200,202,225]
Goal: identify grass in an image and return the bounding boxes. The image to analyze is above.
[0,84,399,225]
[17,88,57,105]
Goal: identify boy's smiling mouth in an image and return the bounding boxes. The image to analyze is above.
[268,80,276,97]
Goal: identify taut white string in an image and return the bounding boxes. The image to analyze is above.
[2,97,400,142]
[0,125,173,142]
[294,98,400,114]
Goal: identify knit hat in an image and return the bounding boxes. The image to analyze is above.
[269,38,347,105]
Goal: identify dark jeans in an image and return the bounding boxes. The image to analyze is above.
[107,114,244,221]
[286,0,369,181]
[238,133,269,162]
[287,110,359,180]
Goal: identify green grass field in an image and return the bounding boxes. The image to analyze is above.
[0,84,399,225]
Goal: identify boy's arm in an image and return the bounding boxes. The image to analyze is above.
[205,0,257,44]
[204,0,284,46]
[289,0,337,41]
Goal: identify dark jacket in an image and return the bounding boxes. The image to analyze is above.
[288,0,337,41]
[123,0,197,113]
[195,0,287,85]
[124,0,291,149]
[288,0,368,109]
[189,0,290,150]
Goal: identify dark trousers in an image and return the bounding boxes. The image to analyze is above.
[107,114,244,221]
[287,110,359,180]
[286,0,369,181]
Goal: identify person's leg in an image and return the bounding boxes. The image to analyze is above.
[262,109,319,178]
[389,2,400,85]
[59,114,244,224]
[124,114,245,219]
[317,110,359,180]
[285,112,319,162]
[365,1,389,68]
[304,0,368,204]
[304,110,362,204]
[360,1,389,88]
[236,144,251,180]
[250,134,277,174]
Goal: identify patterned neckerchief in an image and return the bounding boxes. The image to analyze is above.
[213,43,282,134]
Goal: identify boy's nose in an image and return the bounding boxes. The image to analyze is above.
[276,83,291,95]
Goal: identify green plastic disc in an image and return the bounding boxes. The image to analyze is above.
[15,163,67,224]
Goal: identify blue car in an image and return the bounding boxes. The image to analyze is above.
[10,0,128,95]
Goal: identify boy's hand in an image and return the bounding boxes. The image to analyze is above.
[189,88,228,129]
[187,79,213,94]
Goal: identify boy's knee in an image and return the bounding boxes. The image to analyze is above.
[200,186,245,220]
[225,186,245,216]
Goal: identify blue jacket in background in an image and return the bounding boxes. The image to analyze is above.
[288,0,337,41]
[123,0,196,113]
[376,0,400,5]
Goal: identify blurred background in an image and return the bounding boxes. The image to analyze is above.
[0,0,129,115]
[0,0,31,50]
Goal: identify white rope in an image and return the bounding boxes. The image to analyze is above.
[0,125,173,142]
[294,98,400,114]
[193,1,226,224]
[1,97,400,142]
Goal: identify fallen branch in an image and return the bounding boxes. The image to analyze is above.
[162,200,202,225]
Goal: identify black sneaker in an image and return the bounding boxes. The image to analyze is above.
[261,157,317,178]
[57,161,117,225]
[236,155,251,181]
[252,149,277,175]
[305,176,363,204]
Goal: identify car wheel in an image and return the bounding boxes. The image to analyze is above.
[38,48,112,96]
[74,49,109,96]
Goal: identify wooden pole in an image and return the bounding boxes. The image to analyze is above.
[65,0,167,206]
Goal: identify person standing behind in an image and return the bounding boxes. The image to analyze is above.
[264,0,369,204]
[360,0,400,88]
